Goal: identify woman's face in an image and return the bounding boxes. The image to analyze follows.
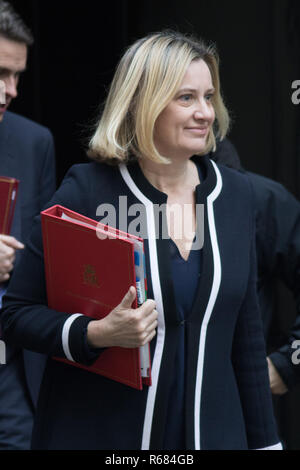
[154,59,215,161]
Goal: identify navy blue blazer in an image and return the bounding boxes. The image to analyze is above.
[1,156,281,449]
[0,111,56,449]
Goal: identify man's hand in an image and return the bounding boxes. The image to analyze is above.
[0,235,24,283]
[87,286,158,349]
[267,357,288,395]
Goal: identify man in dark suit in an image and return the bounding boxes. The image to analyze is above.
[0,1,56,449]
[210,139,300,392]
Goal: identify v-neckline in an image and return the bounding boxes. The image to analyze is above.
[167,160,204,262]
[169,236,200,263]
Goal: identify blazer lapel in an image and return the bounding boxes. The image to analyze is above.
[186,158,223,449]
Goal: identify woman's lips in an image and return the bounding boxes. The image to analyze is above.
[186,127,208,136]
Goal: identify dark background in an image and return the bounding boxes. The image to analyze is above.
[7,0,300,449]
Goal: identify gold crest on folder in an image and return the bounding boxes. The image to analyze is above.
[83,264,100,288]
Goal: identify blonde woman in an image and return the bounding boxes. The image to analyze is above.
[1,31,281,450]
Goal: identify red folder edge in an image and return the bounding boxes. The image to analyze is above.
[0,177,19,235]
[41,205,152,390]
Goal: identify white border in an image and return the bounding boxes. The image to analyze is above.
[255,443,283,450]
[62,313,84,362]
[119,164,166,450]
[194,161,222,450]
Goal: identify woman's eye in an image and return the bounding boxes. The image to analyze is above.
[179,94,193,103]
[205,94,213,101]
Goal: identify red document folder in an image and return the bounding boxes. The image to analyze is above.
[41,204,151,390]
[0,176,19,235]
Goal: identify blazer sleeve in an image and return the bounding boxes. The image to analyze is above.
[231,211,282,450]
[0,165,102,366]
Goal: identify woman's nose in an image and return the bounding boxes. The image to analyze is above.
[194,99,214,121]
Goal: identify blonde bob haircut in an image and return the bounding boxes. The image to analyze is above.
[88,30,230,165]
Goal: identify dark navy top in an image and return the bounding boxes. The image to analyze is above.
[163,163,203,450]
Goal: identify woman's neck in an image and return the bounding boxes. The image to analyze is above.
[139,157,199,194]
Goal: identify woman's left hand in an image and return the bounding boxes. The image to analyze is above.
[267,357,288,395]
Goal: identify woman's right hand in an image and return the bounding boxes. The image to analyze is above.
[87,286,158,349]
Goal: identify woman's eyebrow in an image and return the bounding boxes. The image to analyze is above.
[177,86,215,94]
